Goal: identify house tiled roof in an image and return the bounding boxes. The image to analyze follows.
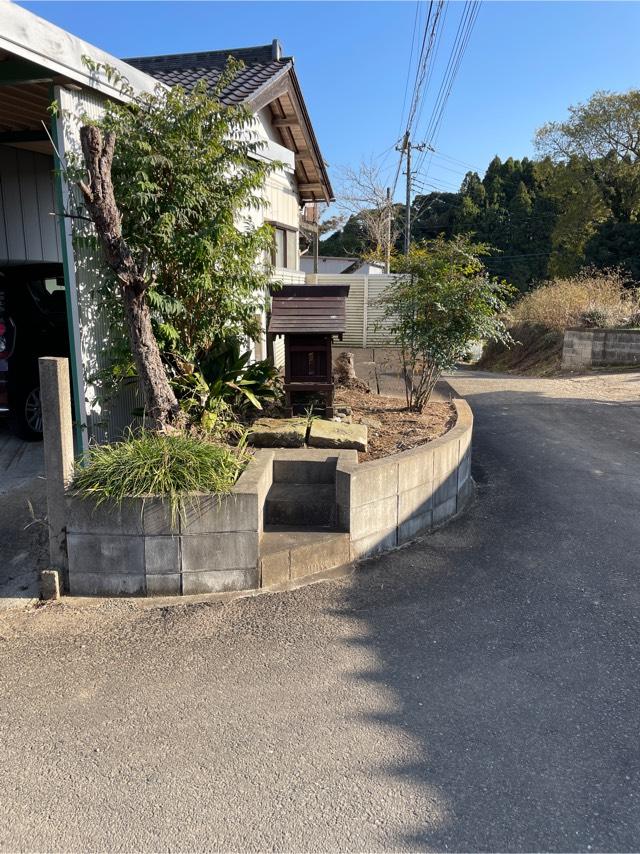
[125,41,334,203]
[125,43,291,105]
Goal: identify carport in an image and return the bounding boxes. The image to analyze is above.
[0,4,158,450]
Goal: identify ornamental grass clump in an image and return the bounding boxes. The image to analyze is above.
[72,430,249,525]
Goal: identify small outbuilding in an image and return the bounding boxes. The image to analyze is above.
[268,283,349,417]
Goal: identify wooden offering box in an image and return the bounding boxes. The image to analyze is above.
[268,284,350,417]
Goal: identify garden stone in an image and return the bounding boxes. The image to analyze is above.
[359,415,383,431]
[308,420,367,452]
[248,418,308,448]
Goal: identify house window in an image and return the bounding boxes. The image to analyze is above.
[272,226,287,269]
[269,222,298,270]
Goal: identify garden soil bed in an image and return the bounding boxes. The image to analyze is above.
[334,386,457,462]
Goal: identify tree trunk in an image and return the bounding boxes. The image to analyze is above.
[334,351,356,384]
[121,286,181,430]
[77,125,179,431]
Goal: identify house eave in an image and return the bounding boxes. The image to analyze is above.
[248,64,334,206]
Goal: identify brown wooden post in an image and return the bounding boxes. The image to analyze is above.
[39,357,74,591]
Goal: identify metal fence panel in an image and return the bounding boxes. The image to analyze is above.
[305,273,398,348]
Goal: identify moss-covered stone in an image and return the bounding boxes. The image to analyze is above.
[248,418,308,448]
[308,420,367,452]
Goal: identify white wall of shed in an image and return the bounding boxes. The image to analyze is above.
[300,257,385,276]
[56,85,144,446]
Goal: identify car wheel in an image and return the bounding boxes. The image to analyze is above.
[11,382,43,441]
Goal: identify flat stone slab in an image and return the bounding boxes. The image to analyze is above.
[248,418,308,448]
[308,419,367,452]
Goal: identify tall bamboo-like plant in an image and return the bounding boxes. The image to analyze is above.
[380,236,514,411]
[75,60,275,430]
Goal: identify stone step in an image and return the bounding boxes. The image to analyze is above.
[264,483,336,527]
[272,453,338,484]
[260,528,351,588]
[270,449,359,484]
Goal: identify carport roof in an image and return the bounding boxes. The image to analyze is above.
[0,4,160,135]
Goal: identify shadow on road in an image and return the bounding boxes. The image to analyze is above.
[331,378,640,851]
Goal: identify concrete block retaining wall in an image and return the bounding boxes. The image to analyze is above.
[66,451,274,596]
[64,401,473,596]
[562,328,640,369]
[337,399,473,560]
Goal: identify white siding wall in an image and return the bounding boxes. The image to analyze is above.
[254,110,300,266]
[300,257,384,275]
[0,146,62,264]
[251,111,302,367]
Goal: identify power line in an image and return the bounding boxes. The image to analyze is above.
[395,1,483,244]
[414,1,482,179]
[429,148,485,172]
[390,1,443,200]
[405,0,444,137]
[396,1,421,142]
[412,2,449,137]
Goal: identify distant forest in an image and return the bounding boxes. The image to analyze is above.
[321,123,640,293]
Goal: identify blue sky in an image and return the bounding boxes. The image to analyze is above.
[19,0,640,202]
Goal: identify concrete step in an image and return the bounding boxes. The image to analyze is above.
[260,528,351,588]
[270,448,358,484]
[264,483,336,527]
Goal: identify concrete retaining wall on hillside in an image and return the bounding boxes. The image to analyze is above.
[336,399,473,559]
[562,328,640,369]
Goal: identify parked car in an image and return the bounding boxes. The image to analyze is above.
[0,263,69,440]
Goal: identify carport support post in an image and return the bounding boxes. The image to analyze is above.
[39,357,74,591]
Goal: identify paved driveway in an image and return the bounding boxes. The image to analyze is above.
[0,423,45,607]
[1,369,639,851]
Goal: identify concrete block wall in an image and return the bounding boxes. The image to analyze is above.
[562,328,640,369]
[64,405,474,597]
[66,451,273,597]
[337,399,473,560]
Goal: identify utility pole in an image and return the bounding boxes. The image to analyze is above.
[396,133,428,255]
[313,216,319,274]
[385,186,391,274]
[404,141,412,256]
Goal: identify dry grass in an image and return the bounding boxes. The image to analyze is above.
[480,269,640,375]
[510,269,638,331]
[478,324,564,376]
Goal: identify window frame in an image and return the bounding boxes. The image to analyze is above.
[268,220,298,271]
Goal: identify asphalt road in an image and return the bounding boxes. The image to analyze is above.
[1,369,640,852]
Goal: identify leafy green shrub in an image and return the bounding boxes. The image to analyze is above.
[198,336,282,411]
[72,430,249,525]
[381,236,514,410]
[170,336,282,430]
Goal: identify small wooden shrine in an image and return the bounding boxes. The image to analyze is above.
[268,283,350,418]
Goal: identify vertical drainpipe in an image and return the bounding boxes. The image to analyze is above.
[50,84,87,454]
